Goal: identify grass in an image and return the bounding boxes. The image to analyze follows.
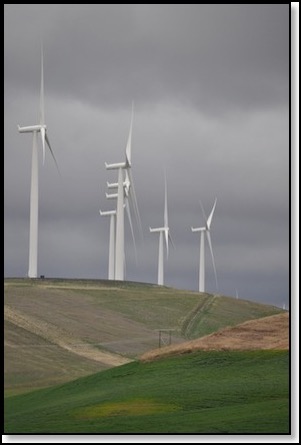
[4,278,284,395]
[4,278,283,338]
[4,319,108,396]
[4,350,289,434]
[181,294,284,338]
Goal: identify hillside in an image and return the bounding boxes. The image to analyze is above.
[4,350,289,434]
[4,278,284,395]
[140,312,289,362]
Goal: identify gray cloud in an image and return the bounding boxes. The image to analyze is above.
[5,4,289,112]
[4,4,291,309]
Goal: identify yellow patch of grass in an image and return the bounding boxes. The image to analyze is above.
[75,399,180,418]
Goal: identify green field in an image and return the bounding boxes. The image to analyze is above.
[4,350,289,434]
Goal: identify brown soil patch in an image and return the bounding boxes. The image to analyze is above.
[140,312,289,362]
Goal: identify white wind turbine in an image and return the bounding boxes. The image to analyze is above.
[106,170,138,265]
[105,103,141,280]
[17,45,59,278]
[191,198,218,293]
[102,178,133,281]
[150,173,174,285]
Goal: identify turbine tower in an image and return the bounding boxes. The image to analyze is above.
[99,209,116,280]
[150,173,174,285]
[105,103,141,280]
[18,45,59,278]
[191,198,218,293]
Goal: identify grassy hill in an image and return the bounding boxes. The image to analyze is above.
[141,312,289,362]
[4,278,284,395]
[4,350,289,434]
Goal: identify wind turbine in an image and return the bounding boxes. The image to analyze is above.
[150,173,174,285]
[105,103,141,280]
[17,45,59,278]
[106,170,138,265]
[191,198,218,293]
[103,177,134,280]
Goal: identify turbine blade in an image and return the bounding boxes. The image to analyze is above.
[206,231,218,291]
[164,229,169,259]
[168,232,176,250]
[40,127,46,165]
[40,43,45,126]
[45,133,60,175]
[199,200,207,226]
[125,197,138,264]
[207,198,217,230]
[124,250,126,280]
[125,103,134,166]
[128,168,143,240]
[124,169,130,194]
[164,172,168,228]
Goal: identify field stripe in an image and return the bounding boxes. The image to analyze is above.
[4,305,132,367]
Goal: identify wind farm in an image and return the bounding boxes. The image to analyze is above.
[5,3,290,308]
[12,47,287,307]
[5,4,290,436]
[7,87,290,433]
[14,48,229,291]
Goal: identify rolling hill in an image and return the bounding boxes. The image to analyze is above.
[4,278,284,395]
[140,312,289,362]
[4,349,289,434]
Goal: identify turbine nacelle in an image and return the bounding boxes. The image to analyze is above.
[107,180,127,189]
[107,173,131,193]
[99,209,117,217]
[106,192,118,200]
[191,226,206,233]
[18,124,47,164]
[105,161,128,170]
[106,187,129,200]
[18,124,47,133]
[150,226,171,258]
[149,227,169,233]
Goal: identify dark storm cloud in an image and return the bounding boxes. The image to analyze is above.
[4,4,291,310]
[5,4,289,113]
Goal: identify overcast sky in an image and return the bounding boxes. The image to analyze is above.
[4,4,293,309]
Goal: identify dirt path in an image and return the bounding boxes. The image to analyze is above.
[181,294,216,337]
[4,305,132,367]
